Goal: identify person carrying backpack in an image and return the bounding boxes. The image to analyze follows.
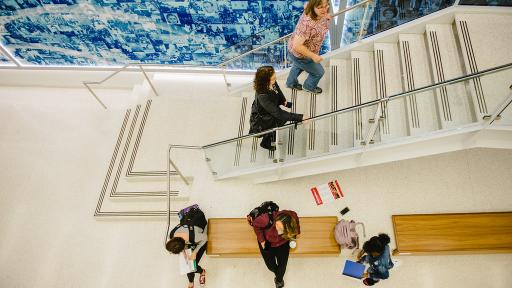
[356,233,394,286]
[249,202,300,288]
[166,205,208,288]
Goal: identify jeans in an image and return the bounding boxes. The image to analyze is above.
[286,53,325,91]
[258,241,290,283]
[187,242,207,283]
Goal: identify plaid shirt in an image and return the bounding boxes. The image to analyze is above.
[288,12,329,58]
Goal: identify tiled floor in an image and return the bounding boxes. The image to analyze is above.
[178,147,512,288]
[0,87,511,287]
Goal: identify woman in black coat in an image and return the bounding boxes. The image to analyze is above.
[249,66,304,150]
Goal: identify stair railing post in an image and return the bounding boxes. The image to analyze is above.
[362,100,384,146]
[165,144,171,249]
[222,65,231,91]
[283,38,288,69]
[139,65,159,97]
[83,81,108,109]
[482,85,512,126]
[357,0,372,41]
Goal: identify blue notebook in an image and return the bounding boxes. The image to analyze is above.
[342,260,365,279]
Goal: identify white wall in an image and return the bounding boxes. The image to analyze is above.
[1,75,512,288]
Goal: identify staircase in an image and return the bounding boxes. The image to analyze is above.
[93,6,512,218]
[203,6,512,182]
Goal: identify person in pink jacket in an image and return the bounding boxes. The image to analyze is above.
[252,210,301,288]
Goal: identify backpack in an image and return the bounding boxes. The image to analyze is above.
[334,219,366,252]
[170,204,207,249]
[246,201,280,229]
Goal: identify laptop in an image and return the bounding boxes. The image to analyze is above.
[342,260,365,279]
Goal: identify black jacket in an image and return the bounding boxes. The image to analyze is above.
[249,83,303,133]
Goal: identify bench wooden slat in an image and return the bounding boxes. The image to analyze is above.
[207,216,340,257]
[392,212,512,255]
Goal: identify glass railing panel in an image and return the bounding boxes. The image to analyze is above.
[459,0,512,7]
[219,12,302,70]
[341,0,374,45]
[328,105,359,152]
[500,94,512,124]
[475,66,512,124]
[380,65,512,143]
[342,0,455,45]
[204,129,280,177]
[219,1,369,71]
[204,64,512,178]
[203,101,381,177]
[223,38,290,71]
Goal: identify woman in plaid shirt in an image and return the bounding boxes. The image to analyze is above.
[286,0,332,94]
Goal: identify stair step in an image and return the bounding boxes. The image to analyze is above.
[399,33,439,135]
[454,13,512,124]
[373,42,408,141]
[351,50,378,146]
[329,59,355,151]
[425,24,475,128]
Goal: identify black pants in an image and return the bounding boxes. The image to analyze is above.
[187,242,207,283]
[258,241,290,283]
[260,131,276,150]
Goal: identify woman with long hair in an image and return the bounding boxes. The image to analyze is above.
[252,209,301,288]
[286,0,332,94]
[249,65,304,150]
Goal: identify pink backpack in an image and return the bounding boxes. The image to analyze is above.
[334,219,366,251]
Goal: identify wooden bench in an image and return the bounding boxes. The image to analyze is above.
[206,216,340,257]
[392,212,512,255]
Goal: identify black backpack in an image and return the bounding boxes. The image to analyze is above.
[170,205,207,249]
[247,201,280,229]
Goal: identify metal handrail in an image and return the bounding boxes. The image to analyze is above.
[82,1,371,106]
[81,62,223,107]
[216,0,371,68]
[165,144,202,249]
[203,62,512,148]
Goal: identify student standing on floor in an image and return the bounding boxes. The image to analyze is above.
[286,0,332,94]
[166,207,208,288]
[249,65,304,151]
[357,233,394,286]
[252,209,301,288]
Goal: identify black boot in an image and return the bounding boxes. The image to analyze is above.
[274,277,285,288]
[260,135,275,151]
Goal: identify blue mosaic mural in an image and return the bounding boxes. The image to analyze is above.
[0,0,306,67]
[460,0,512,5]
[1,0,494,68]
[342,0,455,45]
[0,52,10,63]
[223,13,331,70]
